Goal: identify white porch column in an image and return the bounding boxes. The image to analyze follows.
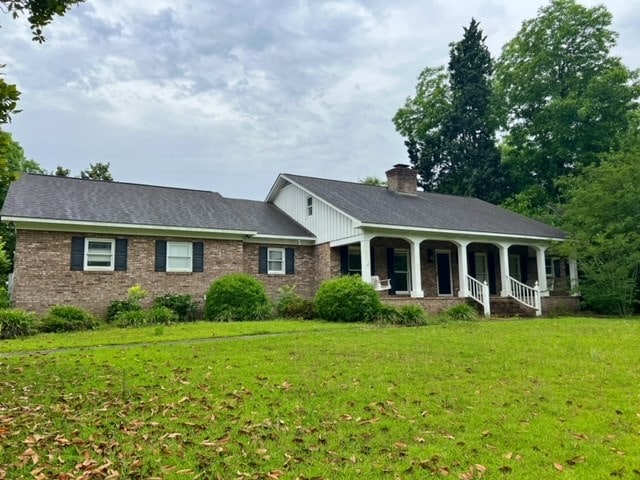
[498,242,512,297]
[456,241,470,298]
[360,235,372,285]
[535,245,549,296]
[569,257,579,296]
[408,237,424,298]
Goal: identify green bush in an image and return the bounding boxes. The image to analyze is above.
[153,294,198,322]
[204,274,272,321]
[146,306,178,325]
[375,304,429,326]
[106,285,148,322]
[0,309,38,339]
[276,286,315,319]
[0,286,10,309]
[41,305,98,333]
[113,309,148,328]
[106,300,141,323]
[440,303,479,322]
[315,275,381,323]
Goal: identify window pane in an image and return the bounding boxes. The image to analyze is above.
[87,255,112,267]
[88,241,112,252]
[168,257,191,270]
[168,243,191,257]
[268,250,283,261]
[268,260,283,271]
[348,253,361,271]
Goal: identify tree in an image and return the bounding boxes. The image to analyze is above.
[393,20,506,203]
[53,165,70,176]
[1,0,85,123]
[80,162,113,181]
[359,176,386,186]
[557,147,640,315]
[494,0,639,214]
[0,129,45,273]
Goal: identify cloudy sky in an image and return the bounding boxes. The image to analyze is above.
[1,0,639,200]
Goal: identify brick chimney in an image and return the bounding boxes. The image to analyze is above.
[385,164,417,195]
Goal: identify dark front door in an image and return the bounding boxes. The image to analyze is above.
[436,251,452,296]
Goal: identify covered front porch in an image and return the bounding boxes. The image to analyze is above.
[330,231,579,317]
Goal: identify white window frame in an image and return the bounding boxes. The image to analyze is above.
[306,195,313,216]
[84,238,115,271]
[267,247,286,275]
[475,252,489,284]
[167,241,193,273]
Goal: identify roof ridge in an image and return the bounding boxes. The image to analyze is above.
[282,172,387,189]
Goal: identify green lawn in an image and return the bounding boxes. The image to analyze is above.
[0,318,639,479]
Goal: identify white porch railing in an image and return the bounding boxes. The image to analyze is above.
[466,275,490,317]
[507,276,541,316]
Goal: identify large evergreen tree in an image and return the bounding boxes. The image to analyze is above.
[393,19,505,203]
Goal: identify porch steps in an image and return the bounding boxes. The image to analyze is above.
[486,297,537,318]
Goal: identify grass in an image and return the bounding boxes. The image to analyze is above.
[0,319,354,353]
[0,317,639,479]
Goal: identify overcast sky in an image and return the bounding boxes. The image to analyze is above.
[1,0,639,200]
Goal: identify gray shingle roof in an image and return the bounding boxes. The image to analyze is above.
[283,174,566,239]
[1,174,314,238]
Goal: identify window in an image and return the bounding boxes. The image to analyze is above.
[474,252,489,284]
[348,246,361,273]
[167,242,192,272]
[84,238,115,271]
[545,258,561,278]
[268,248,285,274]
[306,196,313,216]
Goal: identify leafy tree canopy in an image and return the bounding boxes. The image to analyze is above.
[80,162,113,181]
[359,176,386,186]
[494,0,639,213]
[556,135,640,315]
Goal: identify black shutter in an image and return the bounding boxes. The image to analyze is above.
[370,247,376,276]
[553,259,561,278]
[520,252,528,284]
[285,248,295,274]
[70,236,84,271]
[340,246,349,275]
[114,238,128,271]
[155,240,167,272]
[488,252,497,295]
[468,251,476,278]
[192,242,204,272]
[386,247,396,295]
[258,247,268,274]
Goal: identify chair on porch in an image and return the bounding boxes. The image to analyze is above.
[371,275,391,291]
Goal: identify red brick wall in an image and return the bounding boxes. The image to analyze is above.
[12,231,319,317]
[243,243,318,299]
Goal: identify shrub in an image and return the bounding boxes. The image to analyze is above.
[153,294,198,322]
[146,306,178,325]
[441,303,479,322]
[397,304,430,326]
[106,284,148,322]
[276,286,315,319]
[0,309,38,339]
[375,304,430,326]
[113,310,148,328]
[41,305,97,333]
[204,274,272,321]
[106,299,141,323]
[315,275,381,323]
[0,286,10,309]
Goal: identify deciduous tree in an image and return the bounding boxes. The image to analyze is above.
[494,0,638,214]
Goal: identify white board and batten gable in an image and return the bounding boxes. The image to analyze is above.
[268,175,358,244]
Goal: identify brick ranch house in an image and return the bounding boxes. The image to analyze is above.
[1,164,579,317]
